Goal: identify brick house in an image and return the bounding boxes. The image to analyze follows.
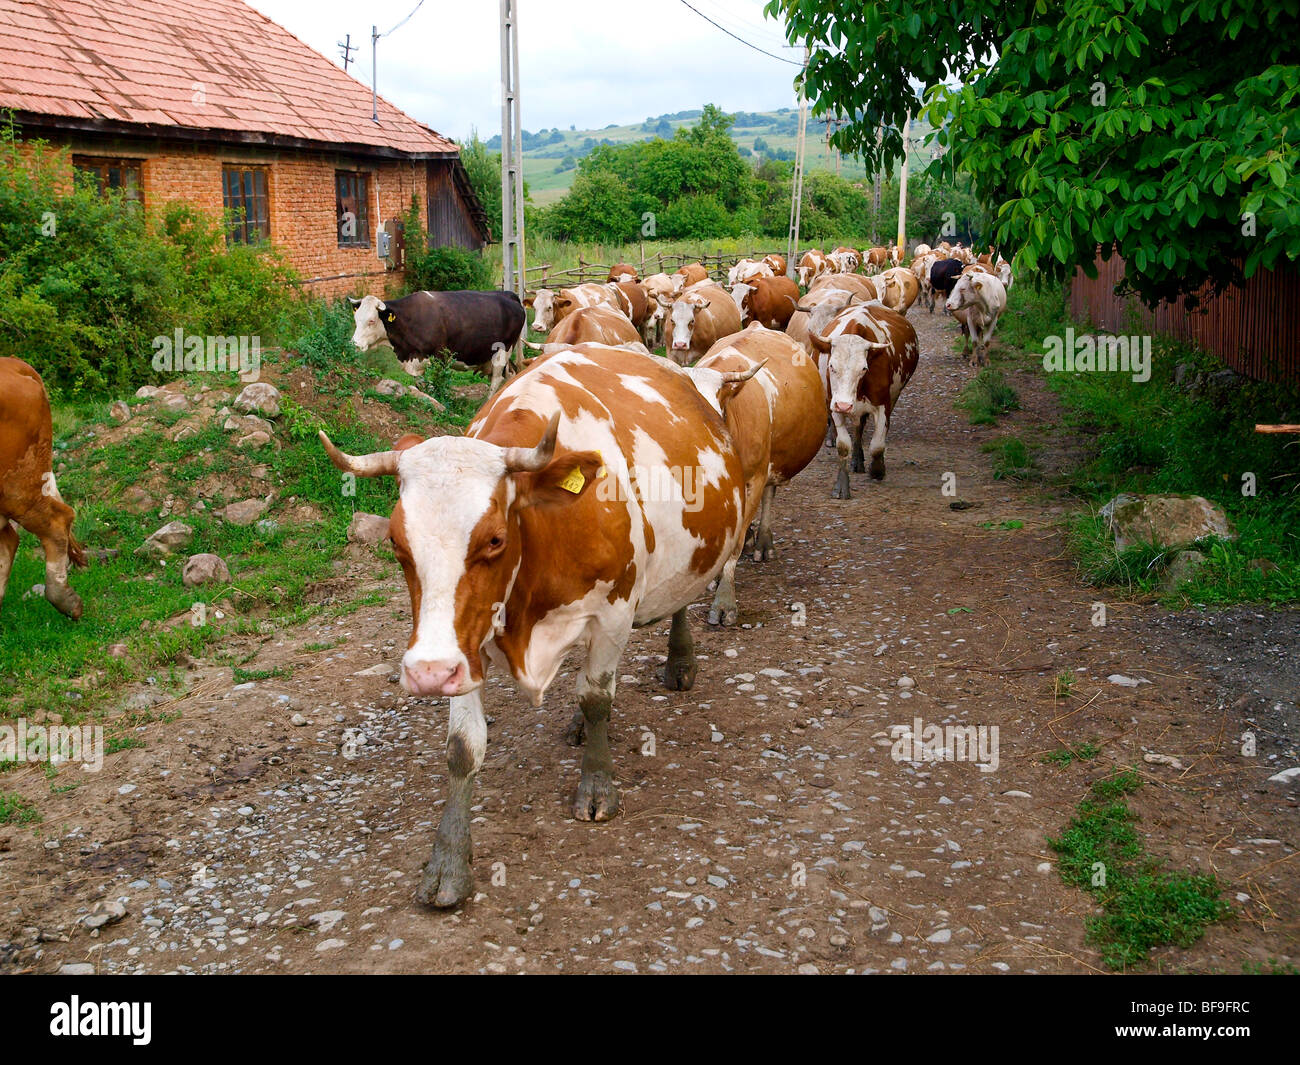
[0,0,491,298]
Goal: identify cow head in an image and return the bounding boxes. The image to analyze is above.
[526,289,556,333]
[319,413,603,698]
[668,295,709,354]
[730,282,753,323]
[947,272,982,313]
[822,333,890,414]
[805,291,857,339]
[349,295,393,351]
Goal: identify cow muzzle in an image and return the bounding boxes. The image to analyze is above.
[401,656,472,697]
[833,400,853,414]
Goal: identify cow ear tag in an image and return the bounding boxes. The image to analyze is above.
[558,467,585,494]
[386,312,395,322]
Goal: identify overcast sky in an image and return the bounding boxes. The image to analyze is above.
[246,0,807,144]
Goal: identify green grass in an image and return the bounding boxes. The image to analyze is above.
[982,435,1040,480]
[1049,769,1231,969]
[978,518,1024,531]
[955,367,1021,426]
[0,792,41,825]
[1043,740,1099,765]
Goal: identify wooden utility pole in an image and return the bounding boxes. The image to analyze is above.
[785,45,810,279]
[500,0,525,302]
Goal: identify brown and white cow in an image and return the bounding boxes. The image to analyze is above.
[809,304,921,498]
[525,283,621,334]
[785,284,860,359]
[726,258,774,287]
[0,358,85,619]
[877,267,920,314]
[609,280,651,341]
[810,271,881,303]
[641,272,682,347]
[831,246,862,273]
[692,326,824,624]
[665,282,742,364]
[676,262,709,287]
[537,305,644,350]
[762,253,787,277]
[946,271,1007,366]
[910,252,939,312]
[797,249,833,288]
[607,262,639,282]
[319,344,752,908]
[995,256,1014,289]
[863,246,891,269]
[730,274,800,330]
[913,243,932,257]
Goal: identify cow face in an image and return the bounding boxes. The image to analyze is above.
[319,416,602,698]
[826,335,879,414]
[668,297,708,353]
[947,273,981,313]
[350,295,392,351]
[528,289,556,333]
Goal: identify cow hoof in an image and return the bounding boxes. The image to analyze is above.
[831,475,852,500]
[752,534,775,562]
[663,657,697,691]
[851,456,866,474]
[563,711,586,747]
[48,588,82,620]
[573,771,620,822]
[417,845,473,909]
[707,604,737,627]
[869,455,886,481]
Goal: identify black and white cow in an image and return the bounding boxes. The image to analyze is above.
[349,290,525,371]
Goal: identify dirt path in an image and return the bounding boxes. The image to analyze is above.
[3,309,1297,975]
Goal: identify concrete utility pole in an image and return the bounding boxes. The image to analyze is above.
[500,0,525,302]
[785,45,810,279]
[371,26,378,123]
[896,113,910,262]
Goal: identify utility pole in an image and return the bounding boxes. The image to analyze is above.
[871,123,883,242]
[785,45,810,280]
[338,33,355,73]
[896,113,910,262]
[371,25,378,123]
[500,0,525,302]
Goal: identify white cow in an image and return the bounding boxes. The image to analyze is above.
[946,271,1008,366]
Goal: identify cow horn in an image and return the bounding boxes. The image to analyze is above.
[717,359,767,386]
[503,411,561,472]
[523,338,546,351]
[319,432,399,477]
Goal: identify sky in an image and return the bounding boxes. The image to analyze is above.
[245,0,807,144]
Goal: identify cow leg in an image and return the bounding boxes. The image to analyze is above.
[708,549,741,626]
[823,414,835,448]
[752,483,777,561]
[574,642,623,822]
[831,412,853,500]
[662,606,697,690]
[25,498,82,619]
[417,689,486,908]
[0,520,18,613]
[868,406,890,481]
[851,414,868,474]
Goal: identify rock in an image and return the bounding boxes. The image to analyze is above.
[1107,674,1150,687]
[926,928,952,943]
[374,379,407,397]
[897,675,915,689]
[107,643,129,658]
[797,963,820,975]
[22,583,45,600]
[223,414,273,435]
[1100,493,1235,551]
[173,424,199,442]
[1267,767,1300,784]
[83,900,127,930]
[405,387,446,412]
[310,910,346,933]
[121,486,155,513]
[57,962,96,975]
[135,385,162,399]
[291,713,308,727]
[315,938,346,952]
[347,512,391,545]
[1162,549,1206,591]
[182,554,231,587]
[109,400,131,422]
[136,521,194,558]
[1249,558,1280,576]
[236,431,272,450]
[234,382,281,417]
[160,392,188,412]
[1143,752,1183,769]
[220,499,268,526]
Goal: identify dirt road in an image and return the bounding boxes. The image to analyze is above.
[4,309,1296,974]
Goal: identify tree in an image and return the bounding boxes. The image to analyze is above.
[768,0,1300,303]
[546,170,636,242]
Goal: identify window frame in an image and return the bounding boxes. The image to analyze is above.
[335,169,372,249]
[72,155,144,206]
[222,165,271,245]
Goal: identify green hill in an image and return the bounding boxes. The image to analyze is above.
[484,108,940,205]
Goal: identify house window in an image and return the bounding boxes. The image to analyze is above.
[73,156,143,205]
[336,171,371,247]
[222,166,270,244]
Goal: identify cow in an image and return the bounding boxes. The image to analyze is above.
[797,249,833,288]
[350,290,525,371]
[962,262,995,276]
[640,273,681,348]
[609,280,651,341]
[995,256,1014,289]
[911,252,939,311]
[864,246,891,269]
[877,267,920,314]
[665,282,742,364]
[946,271,1008,366]
[809,304,920,498]
[730,274,800,330]
[607,263,639,282]
[676,262,709,287]
[913,243,932,257]
[0,358,85,619]
[535,305,644,350]
[727,258,774,286]
[691,326,824,625]
[762,253,787,277]
[831,246,862,273]
[810,272,880,303]
[928,258,965,312]
[318,342,755,908]
[526,283,622,335]
[785,285,860,359]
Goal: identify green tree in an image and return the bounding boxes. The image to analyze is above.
[768,0,1300,303]
[547,170,637,242]
[458,132,502,241]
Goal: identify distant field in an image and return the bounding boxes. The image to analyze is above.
[515,110,940,205]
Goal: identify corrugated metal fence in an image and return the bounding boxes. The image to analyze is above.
[1069,250,1300,385]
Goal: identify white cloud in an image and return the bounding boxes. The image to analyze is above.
[246,0,805,142]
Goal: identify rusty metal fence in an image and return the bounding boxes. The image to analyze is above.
[1069,250,1300,386]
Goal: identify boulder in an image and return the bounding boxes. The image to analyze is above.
[220,498,269,526]
[405,387,446,412]
[1100,493,1235,551]
[348,512,391,545]
[1162,549,1206,591]
[223,413,273,435]
[236,431,272,450]
[135,385,162,399]
[159,392,188,412]
[109,400,131,422]
[136,521,194,558]
[234,382,281,417]
[182,553,231,587]
[375,378,407,397]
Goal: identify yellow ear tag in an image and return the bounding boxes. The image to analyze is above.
[386,312,395,322]
[558,467,585,494]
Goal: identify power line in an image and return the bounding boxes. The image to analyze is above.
[380,0,426,38]
[677,0,804,66]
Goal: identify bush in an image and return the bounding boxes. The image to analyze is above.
[955,367,1020,425]
[290,300,358,370]
[406,244,493,292]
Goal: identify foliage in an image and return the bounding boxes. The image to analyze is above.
[955,367,1020,425]
[406,243,492,292]
[769,0,1300,303]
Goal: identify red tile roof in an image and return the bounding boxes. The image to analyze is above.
[0,0,460,156]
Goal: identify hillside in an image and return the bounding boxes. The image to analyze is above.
[484,108,941,205]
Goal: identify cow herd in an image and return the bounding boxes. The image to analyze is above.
[0,237,1014,912]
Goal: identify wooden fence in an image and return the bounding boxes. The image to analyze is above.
[1069,250,1300,386]
[524,247,790,288]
